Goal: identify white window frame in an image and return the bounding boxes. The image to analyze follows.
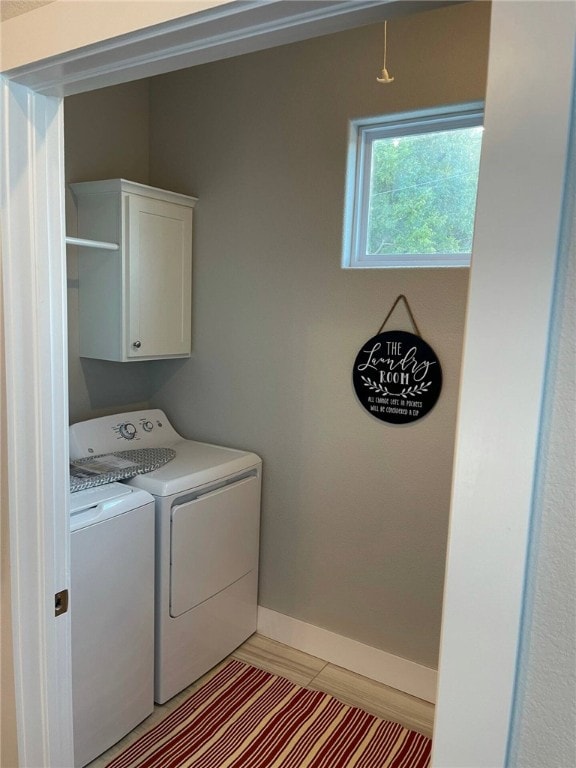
[342,101,484,269]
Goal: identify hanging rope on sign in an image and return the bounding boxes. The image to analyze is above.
[377,21,395,84]
[377,294,421,336]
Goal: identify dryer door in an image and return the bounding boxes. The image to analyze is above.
[170,472,260,618]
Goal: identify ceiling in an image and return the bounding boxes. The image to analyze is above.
[1,0,55,22]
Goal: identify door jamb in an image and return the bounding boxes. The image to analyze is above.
[1,80,73,767]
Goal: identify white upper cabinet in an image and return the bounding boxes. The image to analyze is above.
[70,179,197,362]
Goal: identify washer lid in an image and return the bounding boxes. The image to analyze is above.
[70,482,153,531]
[125,439,261,497]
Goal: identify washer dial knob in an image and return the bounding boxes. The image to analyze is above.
[118,422,137,440]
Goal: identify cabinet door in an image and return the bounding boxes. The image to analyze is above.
[126,194,192,359]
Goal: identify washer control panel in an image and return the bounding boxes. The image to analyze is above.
[69,409,181,458]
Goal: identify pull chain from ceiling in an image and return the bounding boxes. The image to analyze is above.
[377,20,394,84]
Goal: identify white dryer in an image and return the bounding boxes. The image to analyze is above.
[69,409,261,704]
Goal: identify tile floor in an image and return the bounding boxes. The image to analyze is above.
[87,633,434,767]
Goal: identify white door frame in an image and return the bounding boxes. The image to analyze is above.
[1,2,574,766]
[432,3,575,765]
[1,80,73,766]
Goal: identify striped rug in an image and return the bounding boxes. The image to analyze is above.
[106,659,431,768]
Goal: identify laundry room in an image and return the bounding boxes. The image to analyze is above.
[4,0,576,765]
[62,0,490,761]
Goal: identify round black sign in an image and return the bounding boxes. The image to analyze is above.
[352,330,442,424]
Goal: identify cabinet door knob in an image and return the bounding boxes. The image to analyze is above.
[132,340,142,349]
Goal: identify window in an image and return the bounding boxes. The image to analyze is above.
[342,102,484,268]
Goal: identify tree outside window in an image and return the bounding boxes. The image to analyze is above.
[343,103,484,268]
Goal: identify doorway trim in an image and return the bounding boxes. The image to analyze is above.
[432,5,575,766]
[1,80,73,766]
[1,2,574,766]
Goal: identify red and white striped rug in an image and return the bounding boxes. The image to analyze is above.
[106,659,431,768]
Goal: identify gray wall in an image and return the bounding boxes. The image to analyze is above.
[509,103,576,768]
[147,1,490,668]
[65,79,155,423]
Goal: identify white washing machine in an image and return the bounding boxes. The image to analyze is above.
[70,482,155,767]
[69,409,261,704]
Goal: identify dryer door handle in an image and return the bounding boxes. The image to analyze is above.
[176,469,258,505]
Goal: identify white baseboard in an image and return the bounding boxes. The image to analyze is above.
[257,606,437,704]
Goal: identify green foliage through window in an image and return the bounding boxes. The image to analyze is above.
[343,103,484,268]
